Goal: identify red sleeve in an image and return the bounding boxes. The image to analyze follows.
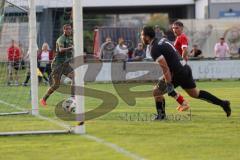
[180,35,188,48]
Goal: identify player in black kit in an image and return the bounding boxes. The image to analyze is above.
[141,26,231,120]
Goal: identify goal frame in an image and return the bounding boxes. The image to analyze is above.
[0,0,85,136]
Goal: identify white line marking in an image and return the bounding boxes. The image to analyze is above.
[0,100,146,160]
[0,100,70,130]
[83,134,146,160]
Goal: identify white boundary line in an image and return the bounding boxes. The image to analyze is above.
[83,134,146,160]
[0,99,70,130]
[0,100,146,160]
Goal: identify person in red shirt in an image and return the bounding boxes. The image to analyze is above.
[172,21,189,61]
[7,40,21,86]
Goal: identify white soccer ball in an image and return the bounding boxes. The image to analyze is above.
[63,77,72,84]
[60,75,72,84]
[62,97,76,114]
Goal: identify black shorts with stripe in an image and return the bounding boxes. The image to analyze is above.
[157,64,196,93]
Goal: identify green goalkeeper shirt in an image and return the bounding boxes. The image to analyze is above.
[54,34,73,64]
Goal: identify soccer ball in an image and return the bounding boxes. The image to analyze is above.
[62,97,76,114]
[60,75,72,84]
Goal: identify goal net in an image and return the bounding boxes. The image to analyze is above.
[0,0,85,135]
[0,0,31,117]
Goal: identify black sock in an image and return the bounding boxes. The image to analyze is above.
[24,75,30,83]
[198,90,224,107]
[43,94,50,101]
[155,99,165,116]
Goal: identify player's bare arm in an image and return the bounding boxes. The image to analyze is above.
[156,55,172,83]
[182,47,188,61]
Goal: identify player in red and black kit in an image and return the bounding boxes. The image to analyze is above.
[141,26,231,120]
[172,21,189,61]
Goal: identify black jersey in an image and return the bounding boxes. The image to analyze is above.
[150,38,185,74]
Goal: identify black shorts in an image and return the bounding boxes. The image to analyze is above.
[8,61,20,71]
[157,64,196,93]
[172,64,196,89]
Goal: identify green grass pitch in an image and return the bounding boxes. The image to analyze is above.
[0,80,239,160]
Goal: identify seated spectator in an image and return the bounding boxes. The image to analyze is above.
[100,37,115,61]
[165,24,176,44]
[145,44,152,60]
[113,37,128,61]
[127,47,134,60]
[214,37,230,60]
[189,44,203,59]
[155,25,164,39]
[130,43,146,61]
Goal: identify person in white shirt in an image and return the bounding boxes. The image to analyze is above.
[113,37,128,61]
[214,37,230,60]
[145,45,152,59]
[38,42,53,83]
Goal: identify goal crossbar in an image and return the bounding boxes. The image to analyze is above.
[0,130,71,136]
[0,111,29,116]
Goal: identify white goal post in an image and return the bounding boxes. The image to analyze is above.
[72,0,86,134]
[28,0,39,116]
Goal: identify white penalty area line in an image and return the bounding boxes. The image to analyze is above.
[0,100,146,160]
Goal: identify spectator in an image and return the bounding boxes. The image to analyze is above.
[131,42,146,61]
[38,42,53,83]
[99,37,115,61]
[189,44,203,59]
[18,42,26,69]
[127,47,134,60]
[7,40,21,86]
[145,44,152,60]
[165,24,176,44]
[155,25,164,39]
[113,37,128,61]
[22,50,30,86]
[214,37,230,60]
[22,48,46,86]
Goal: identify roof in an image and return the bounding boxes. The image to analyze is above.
[7,0,194,8]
